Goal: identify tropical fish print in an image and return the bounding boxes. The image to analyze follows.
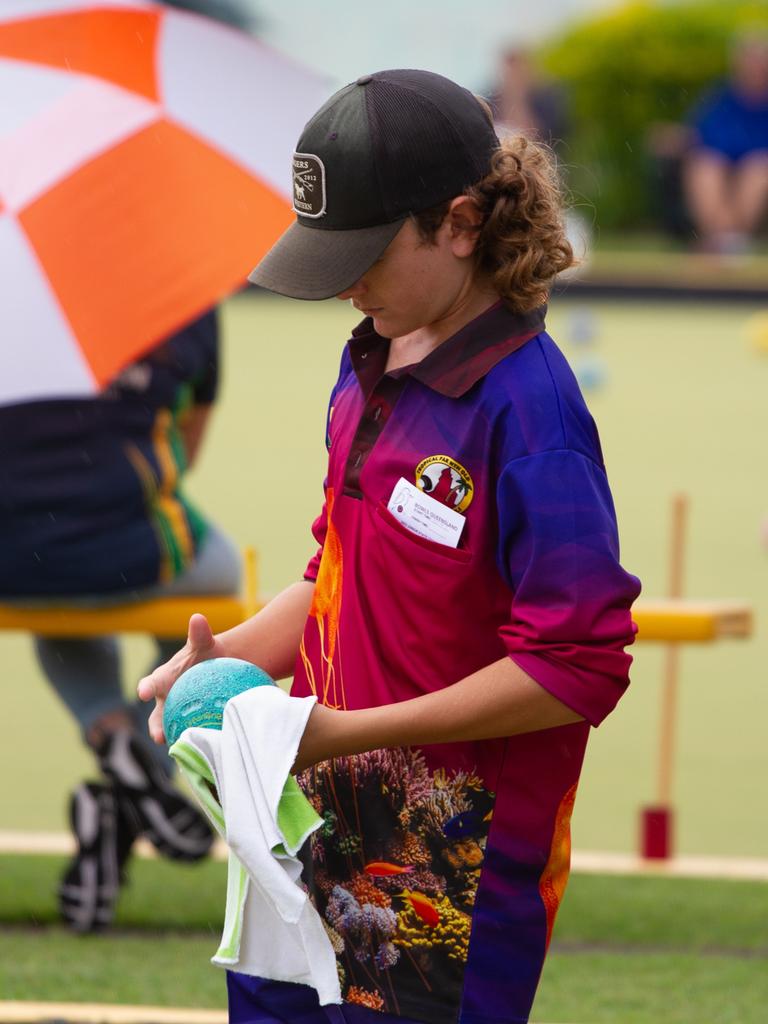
[298,748,494,1020]
[442,809,485,839]
[364,861,414,877]
[400,890,441,927]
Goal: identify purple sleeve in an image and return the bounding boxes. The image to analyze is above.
[496,450,641,726]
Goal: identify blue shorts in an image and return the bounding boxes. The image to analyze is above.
[226,973,425,1024]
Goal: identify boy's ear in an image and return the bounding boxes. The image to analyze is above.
[447,196,483,256]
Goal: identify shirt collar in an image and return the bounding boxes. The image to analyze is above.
[348,301,546,398]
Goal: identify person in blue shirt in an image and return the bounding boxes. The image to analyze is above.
[0,310,240,931]
[684,30,768,254]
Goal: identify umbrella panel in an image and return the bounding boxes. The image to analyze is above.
[20,119,293,385]
[0,7,160,101]
[0,2,327,403]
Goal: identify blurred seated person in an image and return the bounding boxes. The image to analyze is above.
[683,30,768,254]
[487,46,571,156]
[0,309,241,932]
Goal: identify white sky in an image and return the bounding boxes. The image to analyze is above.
[249,0,622,92]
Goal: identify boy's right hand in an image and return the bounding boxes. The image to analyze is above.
[137,613,224,744]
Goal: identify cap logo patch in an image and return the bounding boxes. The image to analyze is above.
[292,152,326,218]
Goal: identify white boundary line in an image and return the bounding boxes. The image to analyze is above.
[0,1003,571,1024]
[2,832,767,881]
[0,1003,226,1024]
[0,1002,574,1024]
[0,831,229,861]
[571,849,768,881]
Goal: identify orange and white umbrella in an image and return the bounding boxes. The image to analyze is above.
[0,0,325,405]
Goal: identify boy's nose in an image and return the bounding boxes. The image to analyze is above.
[336,278,365,301]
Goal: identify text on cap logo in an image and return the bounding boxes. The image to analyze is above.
[292,152,326,218]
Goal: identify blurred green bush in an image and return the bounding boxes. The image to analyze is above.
[540,1,768,233]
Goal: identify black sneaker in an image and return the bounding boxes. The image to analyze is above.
[98,730,214,863]
[58,781,134,932]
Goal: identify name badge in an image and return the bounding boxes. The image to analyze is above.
[386,477,465,549]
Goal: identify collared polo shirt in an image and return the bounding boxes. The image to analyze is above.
[292,301,641,1024]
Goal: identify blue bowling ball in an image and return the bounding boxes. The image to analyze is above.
[163,657,274,745]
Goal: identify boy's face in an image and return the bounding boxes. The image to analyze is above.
[336,206,480,339]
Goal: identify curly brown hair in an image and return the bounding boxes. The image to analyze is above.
[413,135,575,313]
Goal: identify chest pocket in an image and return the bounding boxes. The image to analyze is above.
[375,501,472,564]
[364,500,506,687]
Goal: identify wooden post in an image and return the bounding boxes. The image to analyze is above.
[640,493,688,859]
[243,546,259,618]
[657,493,687,806]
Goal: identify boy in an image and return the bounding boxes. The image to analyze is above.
[140,69,640,1024]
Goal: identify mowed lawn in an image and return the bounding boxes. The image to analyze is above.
[2,293,767,862]
[1,854,766,1023]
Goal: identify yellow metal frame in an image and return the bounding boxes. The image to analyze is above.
[0,548,752,643]
[0,548,261,639]
[632,600,752,642]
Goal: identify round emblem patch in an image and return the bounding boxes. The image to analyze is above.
[415,455,474,513]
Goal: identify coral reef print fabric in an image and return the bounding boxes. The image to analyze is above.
[298,748,495,1017]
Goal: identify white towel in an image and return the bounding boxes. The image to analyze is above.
[170,685,341,1006]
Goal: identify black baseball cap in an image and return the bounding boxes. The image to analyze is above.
[248,69,500,300]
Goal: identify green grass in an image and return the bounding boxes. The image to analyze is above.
[2,856,766,1021]
[0,855,228,1007]
[553,874,768,952]
[533,951,768,1024]
[2,930,226,1007]
[4,855,767,950]
[539,873,768,1022]
[0,854,226,929]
